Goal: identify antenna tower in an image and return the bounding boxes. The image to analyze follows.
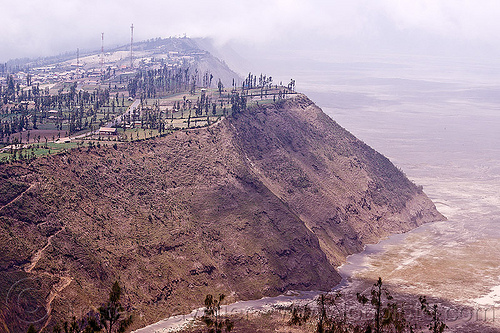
[130,24,134,69]
[101,33,104,74]
[76,48,80,78]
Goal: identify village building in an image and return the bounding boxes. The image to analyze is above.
[98,127,117,135]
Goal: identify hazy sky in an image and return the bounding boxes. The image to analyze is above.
[1,0,500,62]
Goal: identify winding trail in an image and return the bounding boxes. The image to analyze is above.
[23,226,73,332]
[39,276,73,333]
[24,227,65,273]
[0,181,73,333]
[0,183,37,212]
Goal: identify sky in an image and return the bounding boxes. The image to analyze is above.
[1,0,500,63]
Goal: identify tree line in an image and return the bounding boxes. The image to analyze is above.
[126,65,215,99]
[288,278,447,333]
[0,75,128,141]
[26,277,449,333]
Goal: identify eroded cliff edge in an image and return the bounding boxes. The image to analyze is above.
[0,94,444,332]
[230,95,444,265]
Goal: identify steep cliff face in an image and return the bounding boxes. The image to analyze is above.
[0,95,444,333]
[230,96,444,264]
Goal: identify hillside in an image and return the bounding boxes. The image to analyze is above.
[0,94,444,332]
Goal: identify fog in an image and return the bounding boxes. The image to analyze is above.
[2,0,500,64]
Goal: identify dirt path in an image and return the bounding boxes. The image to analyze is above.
[0,182,73,332]
[24,227,64,273]
[0,182,37,212]
[39,276,73,333]
[23,226,73,333]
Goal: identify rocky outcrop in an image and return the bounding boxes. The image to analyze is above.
[0,94,444,333]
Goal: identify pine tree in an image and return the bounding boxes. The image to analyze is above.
[98,282,133,333]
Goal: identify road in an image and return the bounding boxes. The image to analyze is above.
[106,98,140,128]
[67,99,140,140]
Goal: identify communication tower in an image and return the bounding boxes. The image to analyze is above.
[76,48,80,78]
[101,33,105,74]
[130,24,134,69]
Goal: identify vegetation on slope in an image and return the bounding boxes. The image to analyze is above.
[0,94,443,333]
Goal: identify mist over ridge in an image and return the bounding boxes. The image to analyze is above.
[2,0,500,64]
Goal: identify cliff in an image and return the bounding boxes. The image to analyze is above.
[0,94,444,332]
